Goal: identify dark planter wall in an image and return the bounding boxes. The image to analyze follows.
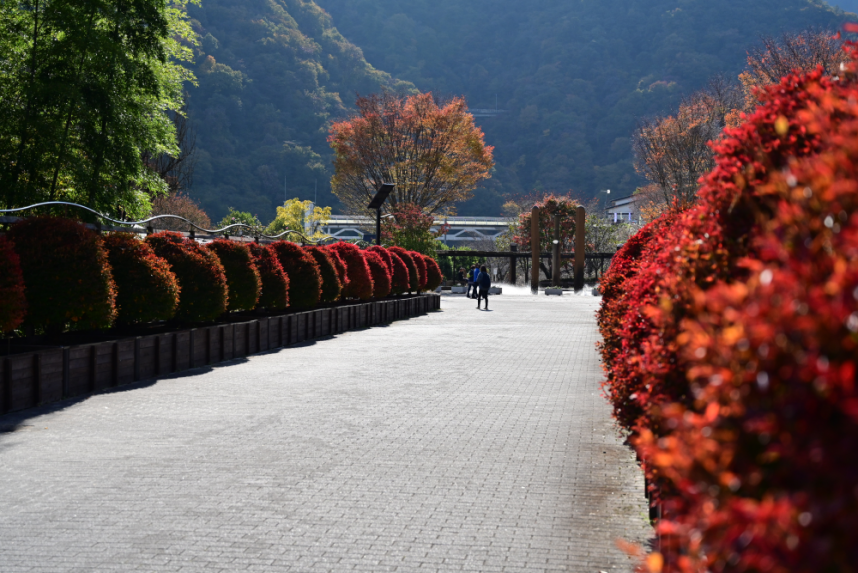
[1,294,441,416]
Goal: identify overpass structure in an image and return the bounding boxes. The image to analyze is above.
[320,215,511,247]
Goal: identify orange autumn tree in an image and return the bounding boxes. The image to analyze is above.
[632,77,743,211]
[328,92,494,215]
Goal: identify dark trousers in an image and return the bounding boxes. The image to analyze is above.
[466,282,475,297]
[477,288,489,306]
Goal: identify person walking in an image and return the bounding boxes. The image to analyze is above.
[456,267,466,286]
[476,264,491,310]
[465,264,478,298]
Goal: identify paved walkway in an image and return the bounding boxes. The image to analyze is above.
[0,292,650,573]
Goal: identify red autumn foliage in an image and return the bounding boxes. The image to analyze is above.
[388,246,420,292]
[103,233,179,324]
[369,245,410,295]
[0,236,27,333]
[420,254,444,291]
[206,239,262,312]
[9,216,116,331]
[328,242,374,300]
[269,241,321,310]
[145,231,228,322]
[324,246,350,293]
[363,250,392,298]
[304,246,342,303]
[408,251,429,291]
[247,243,290,310]
[598,44,858,573]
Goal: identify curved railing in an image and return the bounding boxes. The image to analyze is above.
[0,201,335,244]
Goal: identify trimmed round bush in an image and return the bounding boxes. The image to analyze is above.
[598,53,858,572]
[409,251,429,291]
[248,242,289,310]
[328,242,374,300]
[269,241,321,310]
[367,245,393,271]
[103,233,179,324]
[379,248,410,295]
[145,231,228,322]
[325,246,350,292]
[388,247,420,293]
[9,216,116,331]
[0,236,27,333]
[421,255,443,291]
[364,250,391,298]
[206,239,261,312]
[304,246,342,303]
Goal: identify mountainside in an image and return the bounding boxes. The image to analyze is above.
[185,0,412,220]
[314,0,849,215]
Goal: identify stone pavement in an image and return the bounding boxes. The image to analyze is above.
[0,291,650,572]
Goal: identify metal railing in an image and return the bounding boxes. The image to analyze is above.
[0,201,336,245]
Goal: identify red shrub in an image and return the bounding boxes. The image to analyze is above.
[325,246,350,293]
[269,241,321,310]
[247,243,289,310]
[421,255,444,291]
[364,250,391,298]
[103,233,179,324]
[410,251,429,291]
[0,236,27,333]
[599,45,858,573]
[328,242,374,300]
[145,231,228,322]
[388,246,420,292]
[304,246,342,303]
[206,239,261,312]
[9,216,116,331]
[371,246,410,295]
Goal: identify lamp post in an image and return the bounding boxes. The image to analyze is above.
[367,183,395,246]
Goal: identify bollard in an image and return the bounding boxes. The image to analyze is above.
[531,206,540,293]
[574,205,585,290]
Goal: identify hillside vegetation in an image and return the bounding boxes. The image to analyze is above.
[185,0,412,220]
[314,0,849,214]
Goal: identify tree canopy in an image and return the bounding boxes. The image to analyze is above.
[329,92,493,216]
[0,0,198,217]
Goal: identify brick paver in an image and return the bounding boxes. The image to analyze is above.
[0,293,650,572]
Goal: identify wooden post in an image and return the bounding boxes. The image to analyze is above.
[530,206,540,293]
[575,205,586,290]
[552,214,561,287]
[508,244,517,285]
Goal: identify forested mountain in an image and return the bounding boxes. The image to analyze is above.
[186,0,850,220]
[312,0,849,215]
[185,0,412,220]
[830,1,858,12]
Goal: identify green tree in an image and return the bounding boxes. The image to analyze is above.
[217,208,263,236]
[0,0,198,218]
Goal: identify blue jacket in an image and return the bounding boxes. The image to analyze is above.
[467,268,476,282]
[477,271,491,290]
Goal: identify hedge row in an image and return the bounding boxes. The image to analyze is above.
[0,220,441,334]
[597,47,858,571]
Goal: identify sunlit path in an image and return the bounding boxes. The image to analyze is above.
[0,293,649,572]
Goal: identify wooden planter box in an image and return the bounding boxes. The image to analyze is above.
[1,294,441,415]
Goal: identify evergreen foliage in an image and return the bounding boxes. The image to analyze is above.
[310,0,847,213]
[184,0,413,220]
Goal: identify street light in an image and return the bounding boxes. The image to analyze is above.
[367,183,395,246]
